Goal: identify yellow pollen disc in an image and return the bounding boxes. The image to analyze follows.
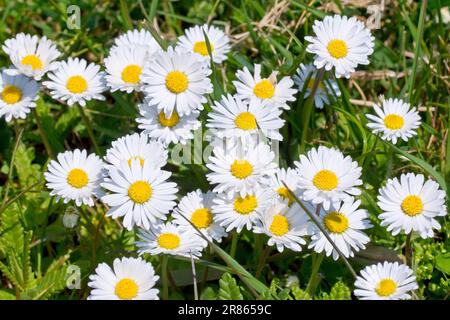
[253,79,275,99]
[128,156,145,167]
[1,85,22,104]
[327,39,348,59]
[193,41,214,56]
[323,211,349,234]
[384,114,405,130]
[376,279,397,297]
[230,160,253,179]
[401,195,423,217]
[66,75,88,94]
[165,71,188,93]
[235,112,257,130]
[121,64,142,84]
[269,214,290,236]
[191,208,213,229]
[128,181,152,204]
[21,54,43,70]
[158,233,181,250]
[115,278,138,300]
[67,168,89,189]
[233,195,258,215]
[313,170,338,191]
[159,111,179,128]
[277,187,294,206]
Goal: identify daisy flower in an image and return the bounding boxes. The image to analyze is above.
[293,63,341,109]
[136,222,205,259]
[101,159,178,230]
[176,23,231,64]
[354,261,418,300]
[88,257,159,300]
[233,64,297,110]
[207,94,285,141]
[305,15,375,78]
[294,146,362,210]
[44,149,104,207]
[0,69,39,122]
[2,33,61,80]
[366,98,421,144]
[43,58,106,107]
[377,173,447,239]
[265,167,300,206]
[111,29,161,56]
[141,47,213,117]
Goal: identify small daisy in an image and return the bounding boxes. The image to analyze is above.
[308,199,372,260]
[212,187,274,233]
[0,69,39,122]
[294,146,362,210]
[101,159,178,230]
[366,98,421,144]
[88,257,159,300]
[293,63,341,109]
[377,173,447,239]
[2,33,61,80]
[136,99,201,146]
[305,15,375,78]
[141,47,213,117]
[354,261,418,300]
[233,64,297,110]
[43,58,106,107]
[111,29,161,56]
[265,168,300,206]
[176,24,231,64]
[137,222,205,259]
[44,149,104,207]
[207,94,285,141]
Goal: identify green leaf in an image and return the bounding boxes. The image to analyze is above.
[320,281,351,300]
[436,253,450,275]
[291,286,312,300]
[0,289,15,300]
[218,273,243,300]
[200,287,217,300]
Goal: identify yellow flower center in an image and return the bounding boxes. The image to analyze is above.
[269,214,290,236]
[21,54,43,70]
[158,111,179,128]
[323,211,349,234]
[375,279,397,297]
[1,85,22,104]
[193,41,214,56]
[191,208,213,229]
[384,114,405,130]
[67,168,89,189]
[128,181,152,204]
[327,39,348,59]
[253,79,275,99]
[233,195,258,215]
[115,278,138,300]
[230,160,253,179]
[121,64,142,84]
[66,75,88,94]
[158,233,181,249]
[235,112,257,130]
[401,195,423,217]
[165,71,188,93]
[277,187,295,206]
[313,170,338,191]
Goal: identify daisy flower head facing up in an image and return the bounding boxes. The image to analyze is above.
[354,261,418,300]
[176,23,231,64]
[207,94,285,141]
[377,173,447,239]
[305,15,375,78]
[0,69,39,122]
[366,98,421,144]
[141,46,213,117]
[294,146,362,210]
[233,64,297,110]
[137,99,201,147]
[137,222,205,259]
[101,159,178,230]
[111,29,161,57]
[44,149,104,207]
[266,167,300,206]
[43,58,106,107]
[308,199,372,260]
[172,190,227,244]
[2,33,61,80]
[293,63,341,109]
[88,257,159,300]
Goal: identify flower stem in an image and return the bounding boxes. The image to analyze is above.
[161,255,169,300]
[306,252,324,296]
[255,246,271,279]
[405,233,413,267]
[77,104,100,155]
[32,109,55,158]
[230,232,238,258]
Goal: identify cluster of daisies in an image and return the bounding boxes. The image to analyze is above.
[1,14,446,301]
